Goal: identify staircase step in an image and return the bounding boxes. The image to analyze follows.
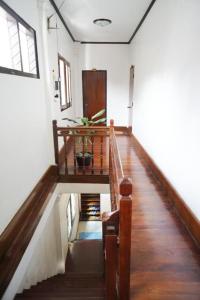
[21,288,104,297]
[81,200,100,205]
[81,194,100,198]
[16,296,104,300]
[80,216,101,221]
[81,212,100,216]
[34,277,104,288]
[15,240,105,300]
[82,203,100,210]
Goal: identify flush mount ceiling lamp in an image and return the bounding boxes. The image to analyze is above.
[93,18,112,27]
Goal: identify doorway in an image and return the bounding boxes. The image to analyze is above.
[82,70,107,122]
[128,65,135,132]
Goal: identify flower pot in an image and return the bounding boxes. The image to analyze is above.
[76,152,92,167]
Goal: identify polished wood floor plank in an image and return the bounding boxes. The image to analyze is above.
[116,135,200,300]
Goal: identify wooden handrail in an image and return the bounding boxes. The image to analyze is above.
[104,119,132,300]
[110,120,124,181]
[53,119,133,299]
[0,166,58,298]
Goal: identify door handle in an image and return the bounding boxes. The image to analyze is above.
[127,102,133,108]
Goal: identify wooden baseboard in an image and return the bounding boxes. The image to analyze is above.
[132,134,200,246]
[114,126,130,135]
[59,174,109,184]
[0,165,58,297]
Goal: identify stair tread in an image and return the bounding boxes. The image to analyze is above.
[80,216,101,221]
[15,240,105,300]
[16,297,104,300]
[22,290,104,296]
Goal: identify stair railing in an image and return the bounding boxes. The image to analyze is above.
[53,120,110,176]
[103,120,132,300]
[53,119,132,299]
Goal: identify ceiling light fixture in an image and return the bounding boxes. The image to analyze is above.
[93,18,112,27]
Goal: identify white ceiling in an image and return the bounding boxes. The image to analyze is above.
[54,0,153,42]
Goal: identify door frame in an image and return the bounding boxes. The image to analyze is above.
[82,70,107,122]
[128,65,135,133]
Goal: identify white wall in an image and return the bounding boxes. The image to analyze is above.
[0,0,53,234]
[76,44,130,125]
[0,0,78,234]
[41,1,76,124]
[130,0,200,219]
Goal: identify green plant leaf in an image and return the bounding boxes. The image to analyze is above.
[91,109,105,120]
[62,117,80,124]
[92,117,106,124]
[81,117,89,126]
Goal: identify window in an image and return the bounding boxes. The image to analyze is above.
[58,54,72,111]
[0,1,39,78]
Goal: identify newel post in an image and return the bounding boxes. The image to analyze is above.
[52,120,59,165]
[105,234,118,300]
[119,177,132,300]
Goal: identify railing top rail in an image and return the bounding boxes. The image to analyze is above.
[56,125,110,131]
[58,133,109,137]
[110,120,124,181]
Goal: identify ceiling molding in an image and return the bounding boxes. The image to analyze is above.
[128,0,157,43]
[49,0,76,42]
[81,41,129,45]
[49,0,157,45]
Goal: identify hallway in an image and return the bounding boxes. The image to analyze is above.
[116,135,200,299]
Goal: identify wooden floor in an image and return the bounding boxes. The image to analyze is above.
[116,135,200,300]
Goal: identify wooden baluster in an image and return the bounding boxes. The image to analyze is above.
[52,120,59,165]
[119,177,132,300]
[91,136,94,174]
[100,136,103,174]
[82,136,85,173]
[63,135,68,175]
[105,234,118,300]
[73,134,76,175]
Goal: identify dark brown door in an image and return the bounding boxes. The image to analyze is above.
[82,70,107,122]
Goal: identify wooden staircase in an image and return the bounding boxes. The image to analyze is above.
[80,194,101,221]
[15,240,105,300]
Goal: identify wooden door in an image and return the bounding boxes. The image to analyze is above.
[82,70,107,122]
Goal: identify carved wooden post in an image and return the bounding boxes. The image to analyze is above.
[52,120,59,165]
[105,234,118,300]
[109,119,114,205]
[119,177,132,300]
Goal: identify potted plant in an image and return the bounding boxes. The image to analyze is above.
[63,109,106,167]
